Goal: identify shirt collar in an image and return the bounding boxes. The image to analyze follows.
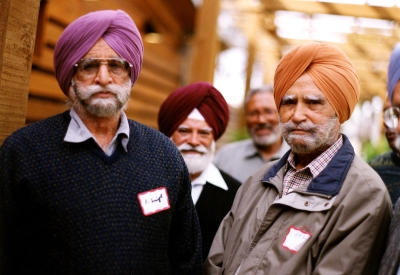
[244,138,290,160]
[286,135,343,178]
[191,163,229,191]
[64,108,130,152]
[243,140,262,159]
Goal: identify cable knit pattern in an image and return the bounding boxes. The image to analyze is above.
[0,111,202,275]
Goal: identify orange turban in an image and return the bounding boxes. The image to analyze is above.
[274,42,360,124]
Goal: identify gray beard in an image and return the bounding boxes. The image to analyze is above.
[69,79,131,118]
[252,131,280,147]
[249,124,281,147]
[280,116,338,154]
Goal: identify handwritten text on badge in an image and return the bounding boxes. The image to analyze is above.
[282,226,311,253]
[137,187,170,216]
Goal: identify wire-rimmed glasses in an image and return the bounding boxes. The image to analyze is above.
[74,58,132,80]
[383,106,400,129]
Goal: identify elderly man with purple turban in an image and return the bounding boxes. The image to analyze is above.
[158,82,241,261]
[204,42,391,275]
[0,10,202,275]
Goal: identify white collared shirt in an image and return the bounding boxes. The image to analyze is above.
[191,163,228,204]
[64,108,130,156]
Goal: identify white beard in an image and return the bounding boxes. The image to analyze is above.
[177,140,216,175]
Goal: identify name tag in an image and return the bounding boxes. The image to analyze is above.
[137,187,170,216]
[282,226,311,253]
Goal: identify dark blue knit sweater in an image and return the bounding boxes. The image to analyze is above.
[0,111,203,275]
[369,150,400,205]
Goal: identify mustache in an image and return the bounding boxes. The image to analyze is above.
[253,123,274,131]
[280,121,316,134]
[176,143,208,154]
[76,84,119,100]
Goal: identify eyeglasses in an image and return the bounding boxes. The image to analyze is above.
[383,106,400,128]
[74,58,132,79]
[246,109,277,120]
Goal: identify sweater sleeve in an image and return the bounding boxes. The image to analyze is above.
[168,165,203,275]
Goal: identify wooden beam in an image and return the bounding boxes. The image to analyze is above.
[189,0,220,83]
[261,0,400,22]
[0,0,40,145]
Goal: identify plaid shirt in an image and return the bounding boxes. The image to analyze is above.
[282,135,343,196]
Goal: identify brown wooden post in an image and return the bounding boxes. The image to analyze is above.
[0,0,40,145]
[189,0,220,83]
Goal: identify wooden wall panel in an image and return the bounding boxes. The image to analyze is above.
[26,97,67,123]
[0,0,40,145]
[28,1,190,129]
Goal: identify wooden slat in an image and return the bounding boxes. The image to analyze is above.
[131,82,171,106]
[29,70,66,100]
[32,46,55,72]
[46,21,64,47]
[261,0,400,22]
[125,102,159,129]
[26,97,68,122]
[136,66,179,91]
[47,0,147,34]
[143,43,181,77]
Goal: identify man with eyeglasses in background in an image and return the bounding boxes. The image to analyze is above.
[377,43,400,275]
[213,85,289,183]
[0,10,203,275]
[369,95,400,206]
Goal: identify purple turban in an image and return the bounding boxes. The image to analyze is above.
[158,82,230,141]
[54,10,143,96]
[388,43,400,102]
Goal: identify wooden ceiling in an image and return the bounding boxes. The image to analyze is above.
[221,0,400,102]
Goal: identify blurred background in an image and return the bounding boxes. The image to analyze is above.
[15,0,400,160]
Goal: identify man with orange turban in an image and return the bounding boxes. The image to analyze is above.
[158,82,241,261]
[204,42,391,275]
[0,10,202,274]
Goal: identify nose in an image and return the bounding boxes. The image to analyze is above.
[257,113,268,124]
[94,63,113,86]
[187,132,200,147]
[291,104,307,124]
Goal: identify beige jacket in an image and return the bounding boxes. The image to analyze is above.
[204,136,392,275]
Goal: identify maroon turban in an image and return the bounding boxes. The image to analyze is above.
[54,10,143,96]
[158,82,230,140]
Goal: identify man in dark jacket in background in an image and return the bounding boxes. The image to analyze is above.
[158,82,241,260]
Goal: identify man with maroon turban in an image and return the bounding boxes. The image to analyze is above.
[158,82,241,261]
[0,10,202,275]
[204,42,391,275]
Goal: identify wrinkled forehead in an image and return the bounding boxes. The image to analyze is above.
[81,38,119,59]
[178,118,212,131]
[281,73,327,102]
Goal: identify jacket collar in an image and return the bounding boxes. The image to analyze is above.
[261,134,355,196]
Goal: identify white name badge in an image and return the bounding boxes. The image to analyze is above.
[137,187,170,216]
[282,226,311,253]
